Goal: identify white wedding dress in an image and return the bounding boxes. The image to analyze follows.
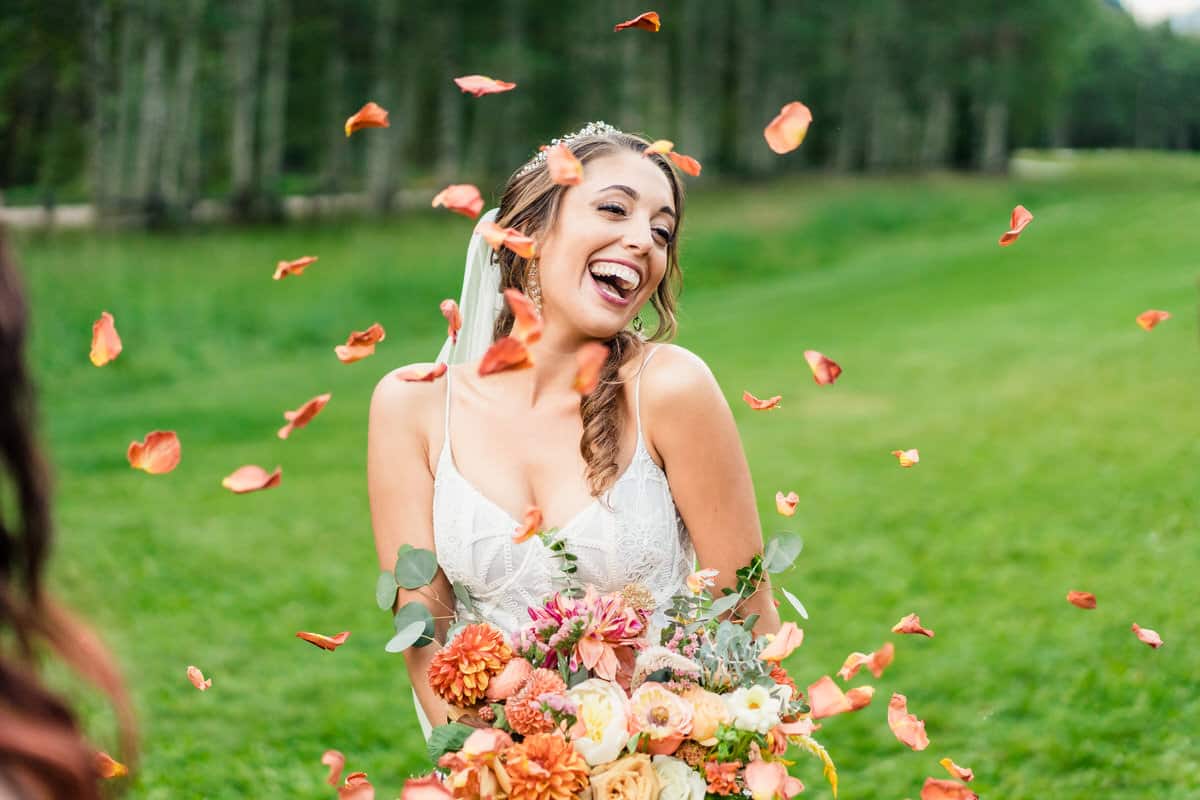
[415,344,696,737]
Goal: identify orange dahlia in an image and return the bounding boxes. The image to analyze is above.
[770,664,801,702]
[505,668,566,736]
[503,733,589,800]
[427,623,513,707]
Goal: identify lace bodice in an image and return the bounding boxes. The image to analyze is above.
[432,345,696,637]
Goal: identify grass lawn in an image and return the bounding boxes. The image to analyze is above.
[13,150,1200,799]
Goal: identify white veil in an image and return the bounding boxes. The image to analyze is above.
[435,207,506,365]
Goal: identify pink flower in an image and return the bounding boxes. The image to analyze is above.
[744,760,804,800]
[759,623,804,663]
[485,657,533,701]
[576,588,644,681]
[686,568,719,594]
[630,682,693,756]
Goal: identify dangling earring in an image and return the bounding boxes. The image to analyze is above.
[632,314,644,333]
[527,259,543,312]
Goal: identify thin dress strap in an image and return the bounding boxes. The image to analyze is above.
[633,344,663,441]
[442,366,453,448]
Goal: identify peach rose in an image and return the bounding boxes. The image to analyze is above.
[680,686,730,746]
[485,657,533,701]
[588,754,660,800]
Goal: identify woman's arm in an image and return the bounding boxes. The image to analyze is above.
[367,366,455,727]
[642,345,782,635]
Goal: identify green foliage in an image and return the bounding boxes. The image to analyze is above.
[426,722,474,763]
[389,603,434,651]
[392,544,438,590]
[374,571,398,611]
[763,532,804,574]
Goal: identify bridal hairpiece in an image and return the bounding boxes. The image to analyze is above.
[516,120,622,177]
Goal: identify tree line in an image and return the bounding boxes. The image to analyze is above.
[1,0,1198,225]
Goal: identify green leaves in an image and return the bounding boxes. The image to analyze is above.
[375,571,399,610]
[385,602,434,652]
[385,619,427,653]
[393,544,438,589]
[427,722,474,763]
[764,532,803,574]
[781,587,809,620]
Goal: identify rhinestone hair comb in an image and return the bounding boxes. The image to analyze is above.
[516,120,623,177]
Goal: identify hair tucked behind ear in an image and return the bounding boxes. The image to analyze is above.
[490,131,685,497]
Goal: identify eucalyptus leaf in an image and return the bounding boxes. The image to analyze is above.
[709,593,741,618]
[781,587,809,620]
[384,620,427,653]
[764,532,804,574]
[427,722,474,763]
[392,602,435,648]
[451,581,476,616]
[375,571,399,611]
[393,544,439,589]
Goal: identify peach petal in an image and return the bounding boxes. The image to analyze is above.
[807,675,852,719]
[846,685,875,711]
[887,692,929,750]
[614,11,661,32]
[278,393,331,439]
[90,311,123,366]
[401,774,451,799]
[345,102,389,137]
[440,299,463,344]
[186,665,211,691]
[939,757,974,783]
[573,342,609,395]
[96,751,128,779]
[221,464,282,494]
[335,323,386,364]
[546,142,584,186]
[505,288,543,344]
[759,622,804,663]
[668,151,702,176]
[395,363,448,382]
[1067,591,1096,609]
[775,491,799,517]
[643,139,674,156]
[837,652,871,682]
[744,760,791,800]
[339,772,375,800]
[1136,309,1170,331]
[998,205,1033,246]
[127,431,181,474]
[743,391,782,410]
[478,336,533,376]
[686,568,719,594]
[475,220,537,259]
[484,658,533,702]
[513,505,543,544]
[891,448,920,468]
[804,350,841,385]
[921,777,979,800]
[892,613,934,637]
[1132,622,1163,648]
[764,102,813,154]
[322,750,345,786]
[431,184,484,219]
[297,631,351,651]
[453,75,517,97]
[273,255,318,280]
[869,642,895,678]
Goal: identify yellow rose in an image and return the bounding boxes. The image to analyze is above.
[588,754,660,800]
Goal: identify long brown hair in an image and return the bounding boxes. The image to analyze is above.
[491,131,686,497]
[0,228,135,797]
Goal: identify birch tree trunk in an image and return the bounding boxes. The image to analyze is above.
[228,0,265,219]
[132,7,167,217]
[435,0,463,182]
[919,87,952,169]
[111,4,143,207]
[319,48,347,196]
[366,0,398,212]
[88,0,117,217]
[161,0,204,214]
[258,0,289,218]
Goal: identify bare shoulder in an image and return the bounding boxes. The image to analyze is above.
[639,343,723,409]
[368,363,446,446]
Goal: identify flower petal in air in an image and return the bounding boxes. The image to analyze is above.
[90,311,122,366]
[221,464,282,494]
[775,491,799,517]
[546,142,584,186]
[454,75,517,97]
[668,151,702,176]
[1067,591,1096,609]
[574,342,609,395]
[743,391,781,411]
[440,300,462,344]
[921,777,979,800]
[127,431,181,474]
[278,393,331,440]
[345,102,389,137]
[297,631,351,651]
[431,184,483,219]
[892,613,934,637]
[505,288,543,344]
[273,256,318,280]
[764,102,813,154]
[339,772,375,800]
[939,757,974,783]
[1136,309,1170,331]
[1131,622,1163,649]
[396,363,448,382]
[887,693,929,750]
[807,675,852,719]
[475,220,537,259]
[514,506,544,544]
[744,760,803,800]
[95,751,128,779]
[614,11,661,32]
[804,350,841,385]
[401,774,451,799]
[846,685,875,711]
[643,139,674,156]
[998,205,1033,246]
[187,665,211,691]
[478,337,533,376]
[686,568,719,594]
[322,750,345,786]
[335,323,386,364]
[759,622,804,663]
[891,449,920,468]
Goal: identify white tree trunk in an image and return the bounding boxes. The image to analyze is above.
[258,0,289,207]
[228,0,265,212]
[161,0,204,210]
[132,11,167,206]
[366,0,398,211]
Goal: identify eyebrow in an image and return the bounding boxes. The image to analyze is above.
[598,184,676,220]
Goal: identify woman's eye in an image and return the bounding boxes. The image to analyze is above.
[599,203,626,215]
[600,203,672,245]
[653,227,673,245]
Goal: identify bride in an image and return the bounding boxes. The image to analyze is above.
[367,122,780,731]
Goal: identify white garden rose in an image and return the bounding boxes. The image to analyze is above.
[567,678,633,766]
[651,755,706,800]
[725,684,784,734]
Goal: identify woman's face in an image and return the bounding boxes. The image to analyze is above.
[535,149,677,340]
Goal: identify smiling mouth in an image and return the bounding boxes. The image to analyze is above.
[587,261,641,301]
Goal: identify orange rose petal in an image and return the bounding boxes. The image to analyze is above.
[186,665,211,691]
[614,11,661,32]
[668,151,702,176]
[921,778,979,800]
[846,685,875,711]
[998,205,1033,246]
[807,675,853,719]
[1067,590,1096,609]
[505,288,543,344]
[344,101,389,137]
[760,622,805,662]
[1132,622,1163,649]
[1136,309,1170,331]
[273,255,318,280]
[869,642,895,678]
[440,299,463,344]
[573,342,609,395]
[297,630,351,651]
[453,75,517,97]
[686,567,719,594]
[322,750,346,786]
[96,751,128,779]
[891,448,920,468]
[475,220,538,259]
[278,393,331,440]
[643,139,674,156]
[775,491,799,517]
[127,431,181,475]
[743,391,782,411]
[764,102,813,154]
[837,651,871,682]
[431,184,484,219]
[401,774,452,799]
[938,757,974,783]
[804,349,842,385]
[221,464,282,494]
[513,505,544,544]
[478,337,533,376]
[887,692,930,750]
[335,323,386,364]
[892,613,934,637]
[339,772,375,800]
[90,311,123,366]
[546,142,584,186]
[395,363,448,382]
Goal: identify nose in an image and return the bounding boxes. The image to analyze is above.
[622,216,653,255]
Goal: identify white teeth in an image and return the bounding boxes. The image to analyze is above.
[588,262,641,292]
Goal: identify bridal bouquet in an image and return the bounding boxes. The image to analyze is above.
[384,529,838,800]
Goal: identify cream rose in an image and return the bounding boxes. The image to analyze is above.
[588,754,660,800]
[651,755,706,800]
[567,678,633,766]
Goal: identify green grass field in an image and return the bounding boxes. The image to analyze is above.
[14,151,1200,799]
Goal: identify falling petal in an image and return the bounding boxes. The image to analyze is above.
[668,151,702,176]
[221,464,282,494]
[273,256,318,280]
[395,363,448,382]
[335,323,386,364]
[278,393,331,440]
[478,337,533,376]
[743,391,782,411]
[573,342,609,395]
[764,102,813,154]
[90,311,123,366]
[401,774,452,799]
[614,11,661,32]
[513,506,543,544]
[546,142,584,186]
[296,631,351,651]
[759,622,805,662]
[998,205,1033,246]
[775,491,799,517]
[921,778,978,800]
[95,752,128,779]
[431,184,484,219]
[453,75,517,97]
[846,685,875,711]
[440,299,463,345]
[807,675,853,719]
[939,758,974,783]
[505,288,543,344]
[686,568,719,594]
[891,449,920,468]
[1131,622,1163,649]
[892,613,934,637]
[340,772,375,800]
[344,102,389,137]
[186,665,211,691]
[1066,591,1096,609]
[127,431,181,475]
[643,139,674,156]
[1136,309,1170,331]
[475,220,537,259]
[887,693,930,751]
[322,750,345,786]
[804,350,842,385]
